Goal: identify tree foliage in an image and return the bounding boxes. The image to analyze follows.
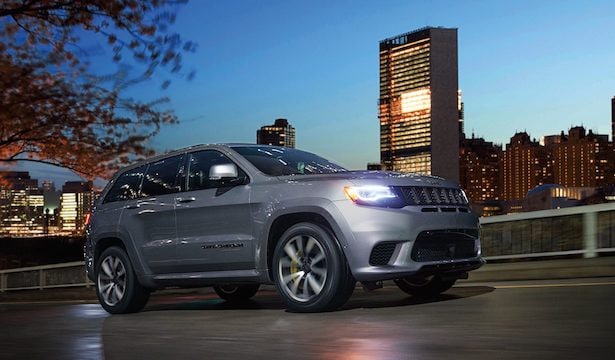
[0,0,195,179]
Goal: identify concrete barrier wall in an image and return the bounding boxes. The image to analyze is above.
[480,202,615,259]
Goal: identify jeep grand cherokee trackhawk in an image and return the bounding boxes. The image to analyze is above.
[85,144,484,313]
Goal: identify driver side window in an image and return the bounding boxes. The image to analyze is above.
[187,151,246,191]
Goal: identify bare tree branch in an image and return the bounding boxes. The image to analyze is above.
[0,0,195,180]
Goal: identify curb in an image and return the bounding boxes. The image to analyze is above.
[461,256,615,283]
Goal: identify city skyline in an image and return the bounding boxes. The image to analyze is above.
[1,1,615,185]
[149,0,615,163]
[0,170,95,236]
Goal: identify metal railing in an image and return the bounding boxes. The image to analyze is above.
[2,202,614,292]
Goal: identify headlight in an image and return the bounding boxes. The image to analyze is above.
[343,185,404,208]
[460,189,469,204]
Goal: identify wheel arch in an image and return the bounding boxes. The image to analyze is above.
[94,237,126,265]
[91,232,157,289]
[265,210,345,282]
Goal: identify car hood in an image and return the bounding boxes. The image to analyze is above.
[276,171,459,188]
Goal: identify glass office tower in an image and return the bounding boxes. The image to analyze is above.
[379,27,459,181]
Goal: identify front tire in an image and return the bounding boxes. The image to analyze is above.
[272,222,355,312]
[394,275,456,297]
[214,284,260,302]
[95,246,150,314]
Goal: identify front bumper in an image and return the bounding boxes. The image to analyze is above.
[332,200,484,282]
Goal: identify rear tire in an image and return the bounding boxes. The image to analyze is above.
[394,275,456,297]
[272,222,355,312]
[95,246,150,314]
[214,284,260,302]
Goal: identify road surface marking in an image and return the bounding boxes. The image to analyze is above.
[494,281,615,289]
[0,300,97,305]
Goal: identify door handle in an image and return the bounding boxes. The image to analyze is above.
[176,196,196,203]
[124,203,140,209]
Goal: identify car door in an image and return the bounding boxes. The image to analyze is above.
[174,150,254,273]
[96,165,146,248]
[120,154,184,274]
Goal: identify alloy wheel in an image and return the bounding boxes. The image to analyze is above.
[278,234,328,302]
[97,255,127,306]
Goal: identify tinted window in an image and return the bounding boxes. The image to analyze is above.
[104,165,146,203]
[187,151,246,191]
[141,155,184,197]
[232,146,347,176]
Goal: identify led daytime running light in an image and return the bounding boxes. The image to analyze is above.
[344,185,397,203]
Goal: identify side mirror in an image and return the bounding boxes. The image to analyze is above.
[209,163,238,180]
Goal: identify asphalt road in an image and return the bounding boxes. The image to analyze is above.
[1,278,614,360]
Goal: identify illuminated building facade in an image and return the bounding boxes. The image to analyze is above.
[379,27,459,181]
[550,126,613,188]
[501,132,547,201]
[0,171,44,235]
[459,135,502,202]
[523,184,596,212]
[60,181,94,232]
[458,90,464,136]
[257,118,296,148]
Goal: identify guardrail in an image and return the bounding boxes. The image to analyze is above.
[2,203,614,292]
[0,261,92,292]
[480,202,615,260]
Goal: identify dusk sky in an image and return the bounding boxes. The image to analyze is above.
[7,0,615,186]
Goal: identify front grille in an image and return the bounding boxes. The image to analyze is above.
[369,243,397,266]
[396,186,468,206]
[411,230,478,262]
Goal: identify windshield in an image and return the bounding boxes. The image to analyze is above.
[232,146,347,176]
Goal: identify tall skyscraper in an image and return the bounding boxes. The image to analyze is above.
[611,96,614,142]
[379,27,459,181]
[60,181,94,232]
[0,171,44,235]
[256,118,296,148]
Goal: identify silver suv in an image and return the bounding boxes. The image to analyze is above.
[85,144,484,313]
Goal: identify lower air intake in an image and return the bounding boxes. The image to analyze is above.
[411,230,477,262]
[369,243,397,266]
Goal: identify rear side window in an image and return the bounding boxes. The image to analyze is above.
[104,165,146,203]
[141,155,184,197]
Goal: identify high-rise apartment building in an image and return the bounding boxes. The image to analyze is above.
[459,135,502,202]
[501,132,547,201]
[256,118,296,148]
[550,126,613,188]
[60,181,94,232]
[379,27,459,181]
